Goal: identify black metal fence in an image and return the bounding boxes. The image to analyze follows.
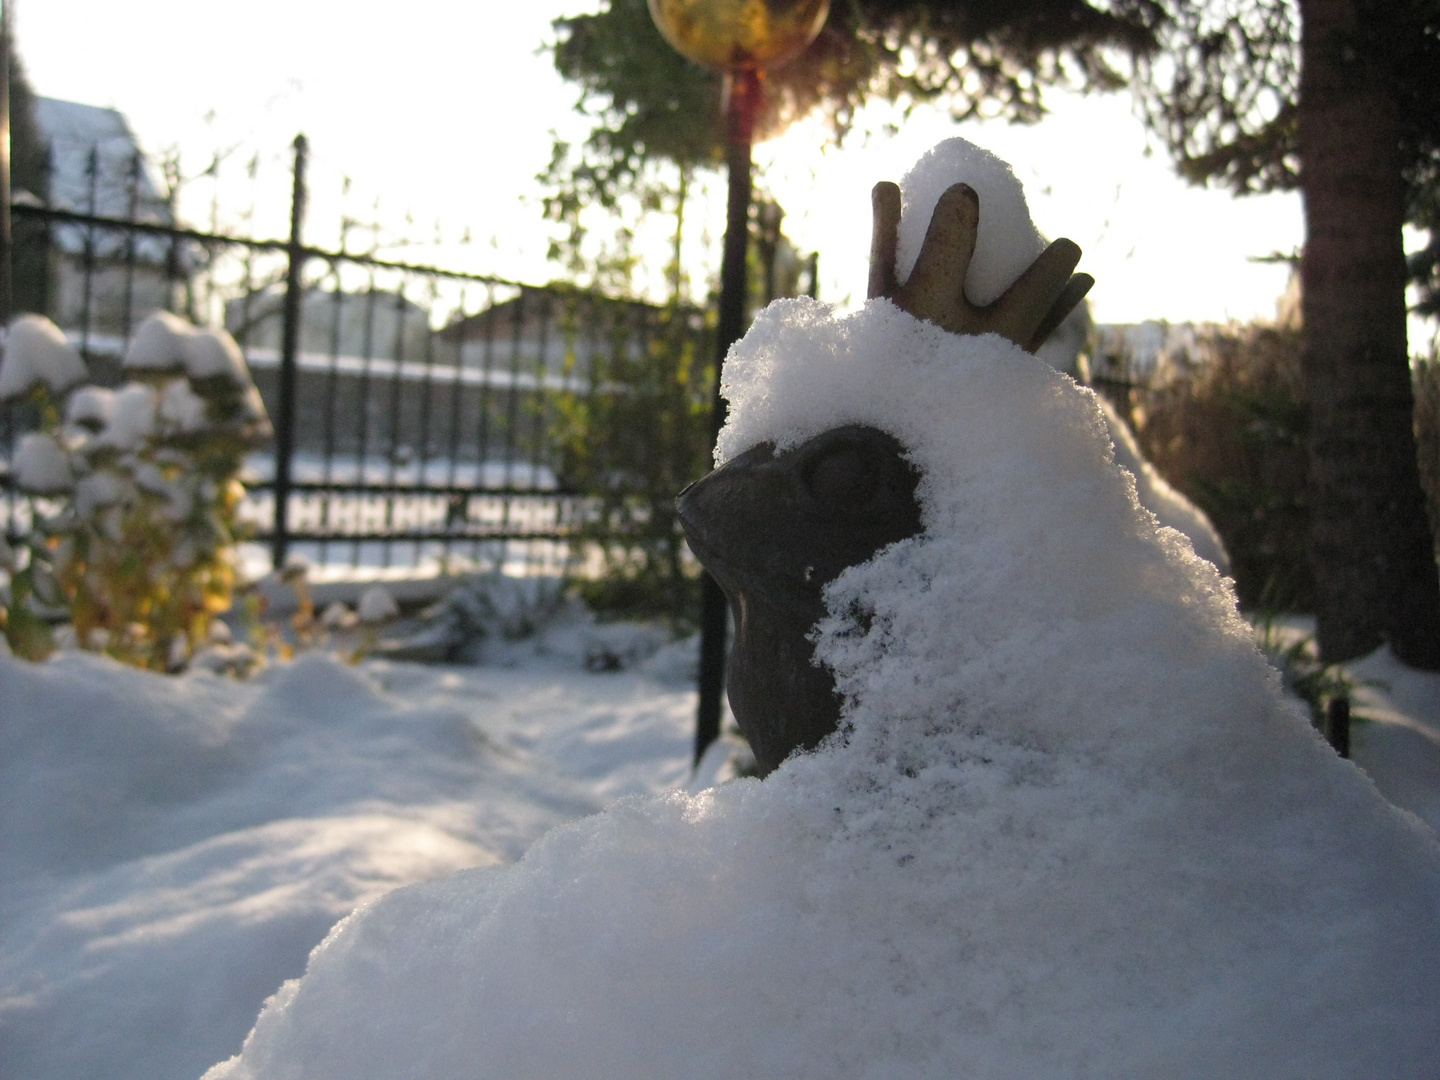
[2,134,713,577]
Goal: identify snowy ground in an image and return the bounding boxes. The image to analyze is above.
[1349,647,1440,832]
[0,605,741,1080]
[0,597,1435,1080]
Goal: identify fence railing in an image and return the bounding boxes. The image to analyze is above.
[2,134,713,577]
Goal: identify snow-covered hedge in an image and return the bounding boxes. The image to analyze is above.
[0,313,270,668]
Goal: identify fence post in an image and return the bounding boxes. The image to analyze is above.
[272,133,309,570]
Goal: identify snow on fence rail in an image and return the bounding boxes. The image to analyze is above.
[2,135,711,574]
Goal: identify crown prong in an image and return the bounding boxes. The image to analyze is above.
[867,182,902,301]
[867,181,1093,352]
[1027,272,1095,353]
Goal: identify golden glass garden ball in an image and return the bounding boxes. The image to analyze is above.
[648,0,830,72]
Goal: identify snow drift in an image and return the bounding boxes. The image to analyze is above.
[207,291,1440,1079]
[0,634,698,1080]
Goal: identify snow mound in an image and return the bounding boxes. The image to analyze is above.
[1,621,700,1080]
[894,138,1045,305]
[209,299,1440,1080]
[1027,309,1232,573]
[0,314,87,400]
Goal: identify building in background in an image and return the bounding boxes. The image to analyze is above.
[224,286,433,363]
[22,97,185,349]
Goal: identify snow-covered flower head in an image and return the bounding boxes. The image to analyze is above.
[125,312,256,398]
[65,385,116,432]
[0,315,87,401]
[124,311,193,376]
[13,431,76,495]
[98,384,159,452]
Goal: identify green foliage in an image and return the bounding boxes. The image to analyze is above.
[0,535,58,660]
[551,297,715,625]
[1132,319,1313,611]
[54,414,252,671]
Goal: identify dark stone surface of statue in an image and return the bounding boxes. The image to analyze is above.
[676,425,922,775]
[678,181,1094,776]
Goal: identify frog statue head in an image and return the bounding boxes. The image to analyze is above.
[677,178,1093,776]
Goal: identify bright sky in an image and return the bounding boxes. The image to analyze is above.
[17,0,1307,327]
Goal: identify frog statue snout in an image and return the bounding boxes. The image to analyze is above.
[676,424,922,776]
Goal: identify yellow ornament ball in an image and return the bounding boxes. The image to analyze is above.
[648,0,830,72]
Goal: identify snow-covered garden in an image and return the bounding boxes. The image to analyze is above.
[3,139,1439,1079]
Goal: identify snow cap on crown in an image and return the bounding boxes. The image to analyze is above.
[718,136,1062,468]
[893,138,1046,306]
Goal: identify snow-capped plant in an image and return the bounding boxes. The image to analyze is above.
[348,583,399,659]
[0,312,271,669]
[277,555,318,654]
[356,584,400,625]
[0,314,87,403]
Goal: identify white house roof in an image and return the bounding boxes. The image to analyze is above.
[33,98,171,222]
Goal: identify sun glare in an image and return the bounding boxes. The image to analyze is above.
[22,0,1304,329]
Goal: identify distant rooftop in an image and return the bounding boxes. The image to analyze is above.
[32,97,170,224]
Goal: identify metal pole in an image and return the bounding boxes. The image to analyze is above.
[272,133,308,570]
[1325,695,1351,759]
[0,0,13,325]
[694,67,759,766]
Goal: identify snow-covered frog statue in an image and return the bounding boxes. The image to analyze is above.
[205,140,1440,1080]
[679,143,1093,775]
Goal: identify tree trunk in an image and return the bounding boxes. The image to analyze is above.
[1298,0,1440,668]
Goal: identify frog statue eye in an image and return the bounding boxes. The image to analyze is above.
[794,426,919,524]
[801,438,880,506]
